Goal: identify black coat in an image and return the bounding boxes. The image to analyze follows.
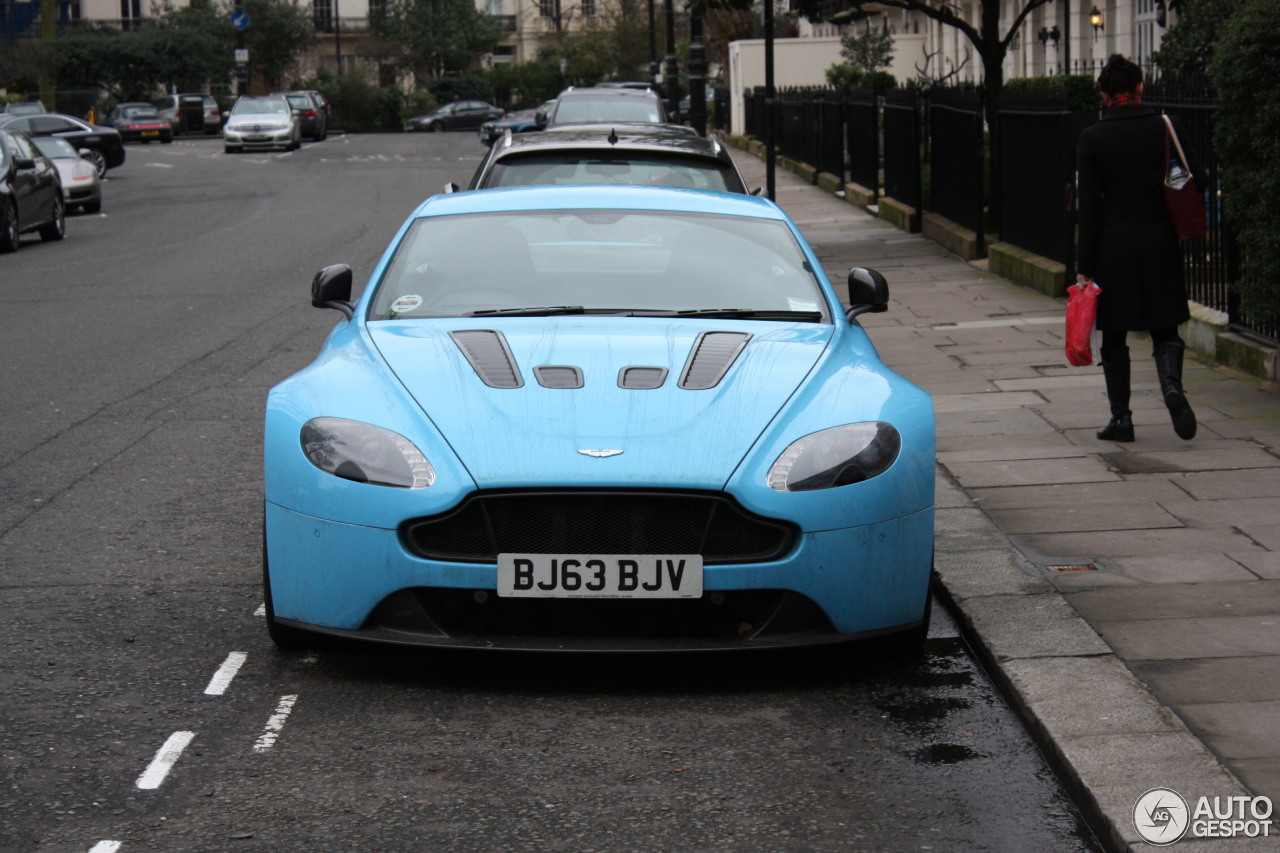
[1076,103,1204,332]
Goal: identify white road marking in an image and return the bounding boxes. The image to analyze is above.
[135,731,195,790]
[254,603,265,617]
[204,651,247,696]
[254,695,299,753]
[145,163,175,169]
[89,842,122,853]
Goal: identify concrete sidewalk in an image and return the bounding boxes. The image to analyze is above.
[729,150,1280,852]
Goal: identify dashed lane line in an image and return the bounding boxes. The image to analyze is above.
[204,651,248,696]
[135,731,196,790]
[254,695,299,753]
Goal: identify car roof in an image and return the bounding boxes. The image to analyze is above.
[489,129,731,161]
[554,87,661,101]
[414,184,781,220]
[541,122,698,137]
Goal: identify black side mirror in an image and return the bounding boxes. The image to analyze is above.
[443,182,460,194]
[845,267,889,320]
[312,264,355,319]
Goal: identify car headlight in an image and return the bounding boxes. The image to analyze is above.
[766,423,901,492]
[300,418,436,489]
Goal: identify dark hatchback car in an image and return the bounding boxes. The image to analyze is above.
[1,128,65,252]
[105,102,174,143]
[0,113,125,178]
[404,100,504,133]
[276,91,328,141]
[540,87,668,129]
[467,128,748,194]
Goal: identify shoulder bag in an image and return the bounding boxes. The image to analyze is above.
[1162,114,1207,240]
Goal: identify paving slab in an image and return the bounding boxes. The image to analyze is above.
[989,502,1185,535]
[946,457,1121,489]
[1132,657,1280,705]
[1091,616,1280,660]
[968,479,1192,510]
[1100,554,1264,584]
[1067,581,1280,621]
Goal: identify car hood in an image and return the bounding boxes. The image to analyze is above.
[368,318,833,489]
[228,113,290,125]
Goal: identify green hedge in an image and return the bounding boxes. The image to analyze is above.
[1003,75,1098,113]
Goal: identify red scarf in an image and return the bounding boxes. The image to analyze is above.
[1109,93,1140,107]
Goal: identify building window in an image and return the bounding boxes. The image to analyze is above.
[368,0,386,25]
[119,0,141,30]
[581,0,595,15]
[313,0,334,33]
[539,0,554,17]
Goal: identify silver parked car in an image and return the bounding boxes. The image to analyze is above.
[223,96,301,153]
[31,136,101,214]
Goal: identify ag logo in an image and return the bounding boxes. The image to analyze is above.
[1134,788,1190,845]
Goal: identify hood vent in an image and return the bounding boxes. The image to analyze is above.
[450,330,523,388]
[679,332,751,390]
[534,366,583,389]
[619,367,668,389]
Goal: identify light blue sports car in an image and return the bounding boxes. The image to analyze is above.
[263,185,935,652]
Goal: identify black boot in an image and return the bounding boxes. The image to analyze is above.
[1154,341,1197,440]
[1097,346,1134,442]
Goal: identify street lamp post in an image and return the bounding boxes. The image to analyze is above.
[648,0,658,85]
[688,0,706,134]
[663,0,679,118]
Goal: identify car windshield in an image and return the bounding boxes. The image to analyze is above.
[553,97,662,124]
[233,98,288,115]
[369,210,828,321]
[32,136,78,158]
[486,153,741,193]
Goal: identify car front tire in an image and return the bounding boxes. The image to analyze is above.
[38,195,65,242]
[430,121,444,133]
[0,199,19,253]
[82,148,107,178]
[82,198,101,214]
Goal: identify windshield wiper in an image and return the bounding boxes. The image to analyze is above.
[465,305,586,317]
[651,308,826,321]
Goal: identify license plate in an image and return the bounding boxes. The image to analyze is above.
[142,130,159,136]
[497,554,703,599]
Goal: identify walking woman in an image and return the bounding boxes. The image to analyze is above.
[1077,54,1204,442]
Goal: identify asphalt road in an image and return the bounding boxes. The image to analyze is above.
[2,131,1101,852]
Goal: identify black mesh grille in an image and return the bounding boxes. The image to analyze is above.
[401,490,795,564]
[399,588,829,641]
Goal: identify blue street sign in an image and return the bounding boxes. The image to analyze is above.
[231,9,249,30]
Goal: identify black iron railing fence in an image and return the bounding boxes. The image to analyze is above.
[738,81,1276,344]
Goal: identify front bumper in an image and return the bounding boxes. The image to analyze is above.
[224,126,294,149]
[264,500,933,651]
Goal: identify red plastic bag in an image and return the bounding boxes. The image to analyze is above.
[1065,281,1102,366]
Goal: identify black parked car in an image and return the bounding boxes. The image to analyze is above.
[105,102,174,143]
[1,128,65,252]
[275,91,328,142]
[404,100,504,132]
[477,100,555,146]
[0,113,125,178]
[467,128,748,193]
